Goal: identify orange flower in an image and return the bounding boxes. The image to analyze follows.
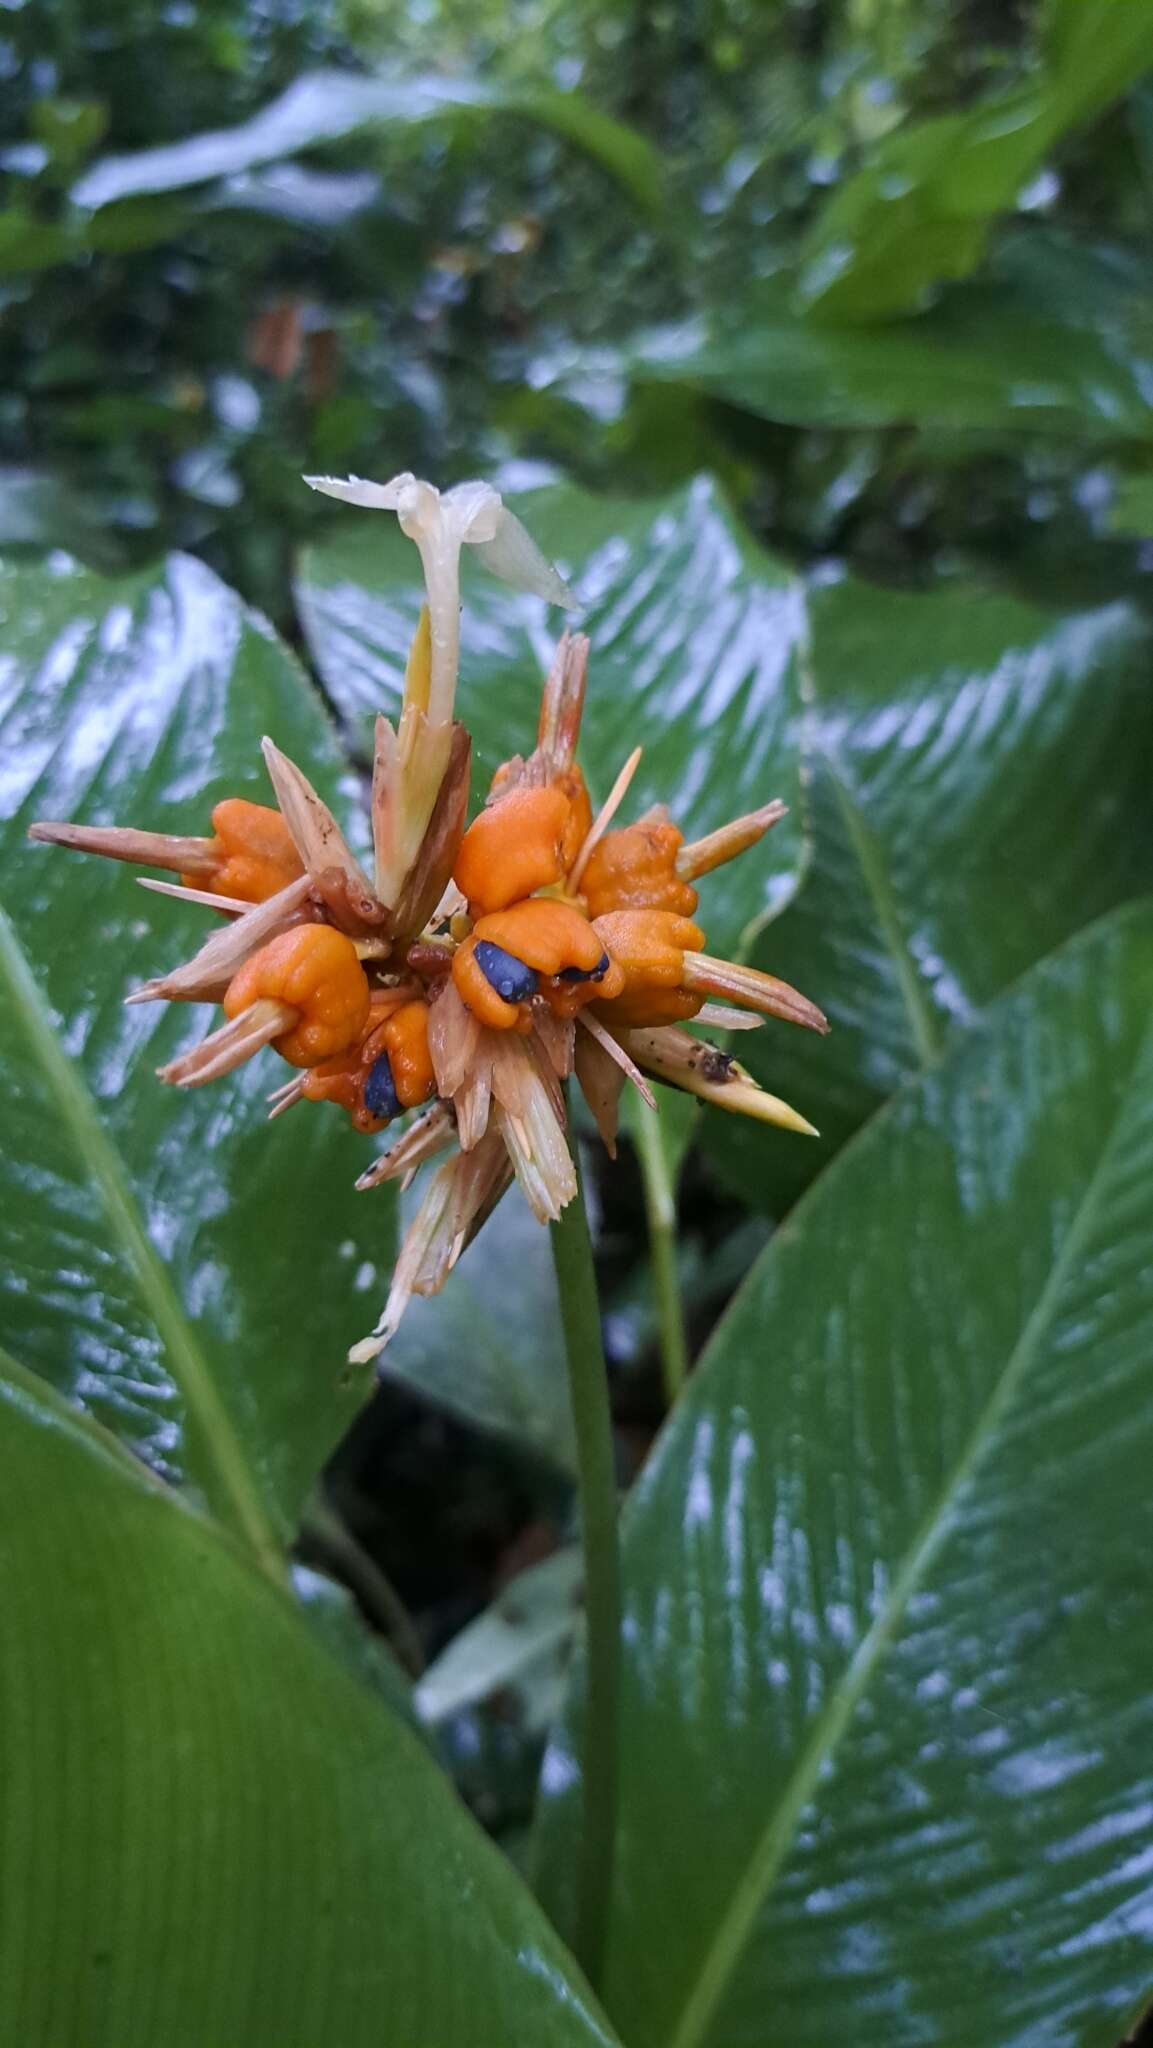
[29,469,826,1363]
[580,819,698,919]
[28,796,303,906]
[453,785,574,914]
[185,799,304,903]
[297,992,435,1133]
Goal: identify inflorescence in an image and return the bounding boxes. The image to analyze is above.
[30,472,827,1361]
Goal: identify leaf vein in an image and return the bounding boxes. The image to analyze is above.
[0,900,283,1577]
[826,754,943,1069]
[667,1029,1144,2048]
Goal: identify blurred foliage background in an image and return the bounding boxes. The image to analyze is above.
[9,0,1153,622]
[7,0,1153,1856]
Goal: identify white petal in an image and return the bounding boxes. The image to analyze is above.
[303,472,413,508]
[393,476,444,541]
[471,505,577,608]
[441,478,503,543]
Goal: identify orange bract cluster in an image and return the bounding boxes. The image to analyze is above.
[30,473,828,1362]
[31,667,824,1141]
[245,717,810,1135]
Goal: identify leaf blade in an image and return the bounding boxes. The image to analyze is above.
[706,571,1153,1211]
[0,552,392,1539]
[537,904,1153,2048]
[0,903,280,1571]
[0,1352,618,2048]
[70,68,661,215]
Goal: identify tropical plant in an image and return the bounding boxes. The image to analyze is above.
[4,2,1153,2042]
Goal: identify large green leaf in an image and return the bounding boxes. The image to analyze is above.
[0,554,393,1553]
[70,69,662,216]
[705,572,1153,1211]
[384,1184,577,1474]
[623,235,1153,437]
[0,1351,617,2048]
[797,0,1153,321]
[536,903,1153,2048]
[298,476,809,963]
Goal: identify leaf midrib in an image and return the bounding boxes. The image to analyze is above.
[666,1029,1142,2048]
[826,751,944,1069]
[0,901,283,1579]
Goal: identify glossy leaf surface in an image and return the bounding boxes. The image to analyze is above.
[72,68,661,214]
[0,554,390,1548]
[0,1353,616,2048]
[537,904,1153,2048]
[798,1,1153,320]
[384,1184,576,1473]
[706,573,1153,1211]
[298,476,808,963]
[625,236,1153,436]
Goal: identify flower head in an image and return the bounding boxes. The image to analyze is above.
[30,473,826,1365]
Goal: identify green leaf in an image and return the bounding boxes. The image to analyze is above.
[298,476,809,963]
[292,1562,421,1733]
[798,1,1153,321]
[71,68,662,216]
[383,1184,577,1474]
[0,1351,617,2048]
[625,235,1153,437]
[416,1546,583,1728]
[536,904,1153,2048]
[704,571,1153,1210]
[1108,472,1153,536]
[0,210,78,272]
[0,465,122,565]
[500,84,663,213]
[29,95,109,174]
[1043,0,1153,96]
[0,554,394,1551]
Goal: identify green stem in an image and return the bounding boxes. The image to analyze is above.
[633,1100,690,1405]
[549,1152,622,1994]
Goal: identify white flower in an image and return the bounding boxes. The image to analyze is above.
[304,471,577,725]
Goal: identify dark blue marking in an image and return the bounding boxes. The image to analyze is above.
[559,950,611,985]
[474,940,538,1005]
[363,1051,402,1122]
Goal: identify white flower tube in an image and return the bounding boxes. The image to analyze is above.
[304,471,576,724]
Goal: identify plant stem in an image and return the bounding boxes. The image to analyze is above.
[634,1099,690,1405]
[549,1152,622,1994]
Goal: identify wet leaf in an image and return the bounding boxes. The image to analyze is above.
[382,1184,576,1473]
[0,1352,616,2048]
[0,465,122,565]
[298,475,809,963]
[705,571,1153,1212]
[536,904,1153,2048]
[623,235,1153,437]
[0,553,394,1551]
[71,68,662,215]
[798,1,1153,321]
[292,1563,420,1733]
